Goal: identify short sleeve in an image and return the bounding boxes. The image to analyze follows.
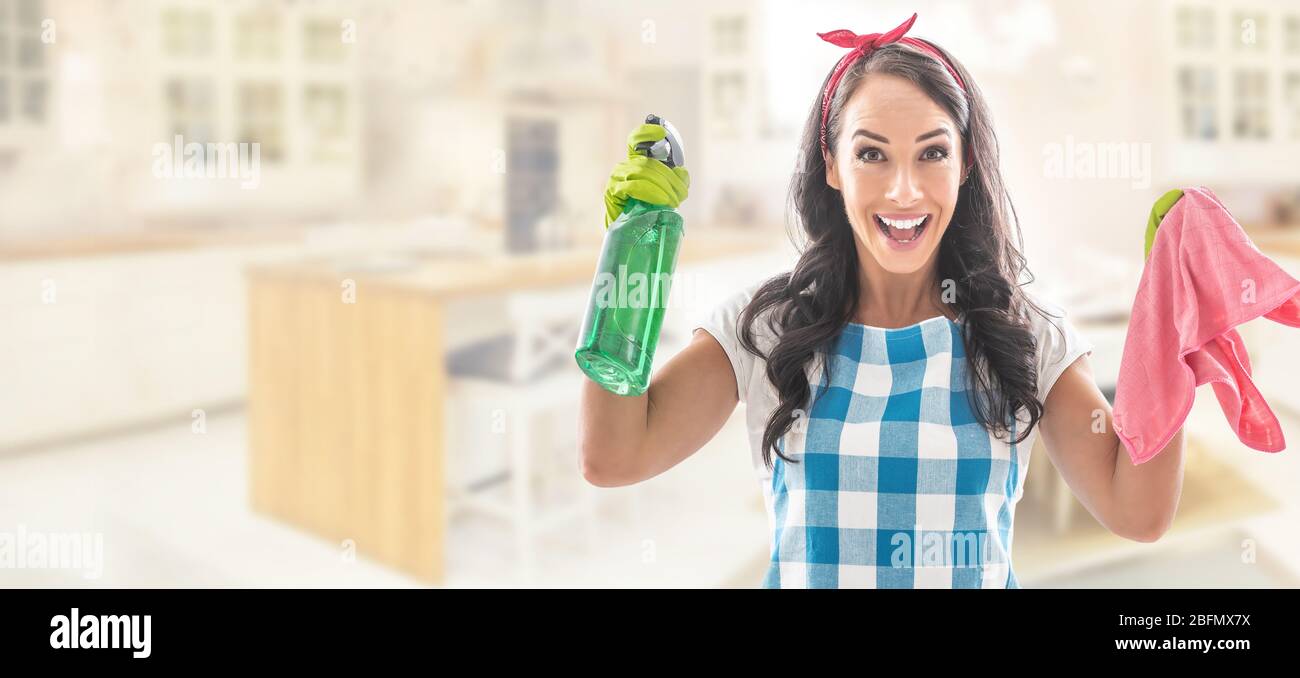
[1028,293,1096,400]
[694,281,765,404]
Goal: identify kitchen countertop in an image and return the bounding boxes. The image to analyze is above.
[245,228,789,298]
[0,226,305,262]
[1250,229,1300,259]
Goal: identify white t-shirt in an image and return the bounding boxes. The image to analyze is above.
[694,278,1095,588]
[696,279,1095,477]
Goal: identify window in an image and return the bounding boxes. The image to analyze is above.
[0,0,49,126]
[712,15,746,56]
[1170,3,1298,145]
[161,7,213,58]
[1176,5,1214,50]
[711,71,745,137]
[20,75,42,120]
[1232,69,1269,139]
[165,77,215,143]
[1232,11,1266,51]
[155,3,355,169]
[1178,66,1218,140]
[236,10,281,62]
[304,83,348,162]
[1286,72,1300,140]
[304,18,346,63]
[237,82,284,163]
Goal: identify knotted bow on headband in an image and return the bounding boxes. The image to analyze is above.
[817,13,969,163]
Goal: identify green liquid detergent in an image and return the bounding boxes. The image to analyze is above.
[575,115,686,396]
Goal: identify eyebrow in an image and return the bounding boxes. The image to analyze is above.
[851,127,951,143]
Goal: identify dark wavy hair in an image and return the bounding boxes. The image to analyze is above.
[738,40,1063,470]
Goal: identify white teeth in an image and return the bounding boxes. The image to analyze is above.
[879,215,926,229]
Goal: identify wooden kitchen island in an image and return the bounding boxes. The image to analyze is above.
[245,231,782,584]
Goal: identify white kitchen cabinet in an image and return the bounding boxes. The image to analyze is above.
[1161,0,1300,185]
[0,242,298,450]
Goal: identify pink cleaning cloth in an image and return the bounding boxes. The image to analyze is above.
[1113,186,1300,465]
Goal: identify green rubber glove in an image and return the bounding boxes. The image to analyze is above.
[1144,189,1184,260]
[603,123,691,229]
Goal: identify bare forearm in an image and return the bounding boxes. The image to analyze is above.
[1040,354,1187,543]
[1110,427,1186,541]
[578,330,741,487]
[578,378,649,484]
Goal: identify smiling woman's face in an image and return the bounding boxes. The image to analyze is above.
[824,73,964,274]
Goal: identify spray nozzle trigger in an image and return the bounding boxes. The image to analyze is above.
[634,113,685,169]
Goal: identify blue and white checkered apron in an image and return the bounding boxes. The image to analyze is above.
[760,315,1025,588]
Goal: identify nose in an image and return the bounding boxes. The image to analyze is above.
[884,162,922,207]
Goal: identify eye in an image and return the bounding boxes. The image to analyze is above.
[855,146,884,162]
[922,145,951,162]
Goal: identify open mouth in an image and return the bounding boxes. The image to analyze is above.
[874,214,930,243]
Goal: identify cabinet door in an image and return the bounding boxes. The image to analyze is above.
[0,249,249,449]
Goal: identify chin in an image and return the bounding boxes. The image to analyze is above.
[873,256,932,275]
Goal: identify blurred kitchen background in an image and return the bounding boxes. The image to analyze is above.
[2,0,1299,587]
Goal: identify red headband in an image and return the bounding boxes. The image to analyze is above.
[817,13,970,167]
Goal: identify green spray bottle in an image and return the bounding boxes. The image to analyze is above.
[575,114,686,396]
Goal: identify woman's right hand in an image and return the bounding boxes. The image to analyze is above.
[603,123,691,228]
[583,122,724,489]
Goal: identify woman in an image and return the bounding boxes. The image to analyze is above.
[579,13,1185,588]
